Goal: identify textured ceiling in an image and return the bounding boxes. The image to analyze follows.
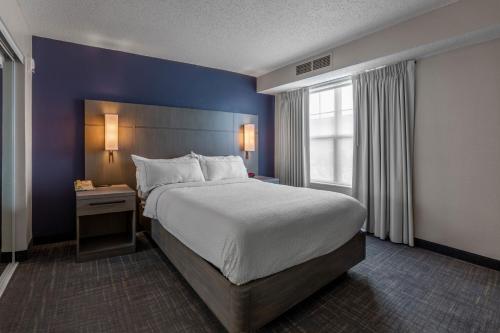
[17,0,456,76]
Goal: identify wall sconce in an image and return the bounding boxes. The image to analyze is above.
[243,123,255,159]
[104,114,118,163]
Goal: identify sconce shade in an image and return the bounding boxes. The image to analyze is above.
[104,114,119,151]
[244,123,255,152]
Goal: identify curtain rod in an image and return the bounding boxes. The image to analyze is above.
[364,65,387,73]
[362,59,416,74]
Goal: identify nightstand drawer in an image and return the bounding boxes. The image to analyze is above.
[77,195,135,216]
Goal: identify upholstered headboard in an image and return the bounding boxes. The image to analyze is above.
[84,100,258,188]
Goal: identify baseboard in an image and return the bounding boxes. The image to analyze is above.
[0,239,33,262]
[33,233,74,245]
[26,234,500,271]
[414,238,499,271]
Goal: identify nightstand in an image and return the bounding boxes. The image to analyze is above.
[76,184,136,262]
[254,176,280,184]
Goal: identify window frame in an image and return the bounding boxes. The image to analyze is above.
[308,78,353,190]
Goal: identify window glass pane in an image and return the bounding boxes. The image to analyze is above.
[310,113,335,137]
[341,85,353,110]
[310,138,334,183]
[309,79,353,187]
[319,89,334,113]
[309,92,319,115]
[337,109,353,136]
[335,138,353,186]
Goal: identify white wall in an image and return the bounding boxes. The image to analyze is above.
[0,0,33,252]
[414,38,500,260]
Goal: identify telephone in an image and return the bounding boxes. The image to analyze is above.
[74,180,95,191]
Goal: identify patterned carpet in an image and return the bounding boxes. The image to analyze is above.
[0,234,498,333]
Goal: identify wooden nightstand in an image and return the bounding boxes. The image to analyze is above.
[76,184,136,262]
[254,176,280,184]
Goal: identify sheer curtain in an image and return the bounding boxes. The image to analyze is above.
[352,61,416,246]
[275,88,309,187]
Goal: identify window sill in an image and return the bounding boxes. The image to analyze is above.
[309,182,352,196]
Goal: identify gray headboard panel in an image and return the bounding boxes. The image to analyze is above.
[84,100,258,188]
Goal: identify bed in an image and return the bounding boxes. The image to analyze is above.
[142,178,366,332]
[83,100,367,332]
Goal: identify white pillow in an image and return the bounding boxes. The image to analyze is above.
[131,154,205,197]
[196,154,248,181]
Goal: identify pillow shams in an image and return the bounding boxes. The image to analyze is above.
[195,154,248,181]
[132,154,205,196]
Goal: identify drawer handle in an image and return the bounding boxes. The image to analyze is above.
[89,200,126,206]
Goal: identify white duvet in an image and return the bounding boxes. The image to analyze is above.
[144,179,366,285]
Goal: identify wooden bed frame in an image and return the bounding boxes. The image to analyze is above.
[151,219,366,333]
[84,100,366,332]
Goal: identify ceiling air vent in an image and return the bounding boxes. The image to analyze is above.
[296,61,312,76]
[312,54,331,71]
[295,54,332,76]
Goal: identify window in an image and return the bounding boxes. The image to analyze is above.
[309,80,353,186]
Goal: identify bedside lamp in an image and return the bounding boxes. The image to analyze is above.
[104,114,118,163]
[243,123,255,159]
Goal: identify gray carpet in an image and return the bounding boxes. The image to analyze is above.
[0,234,498,333]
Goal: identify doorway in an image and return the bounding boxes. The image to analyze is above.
[0,20,25,297]
[0,57,3,275]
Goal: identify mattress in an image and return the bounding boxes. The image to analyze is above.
[143,179,366,285]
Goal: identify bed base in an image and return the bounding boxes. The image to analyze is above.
[151,219,366,333]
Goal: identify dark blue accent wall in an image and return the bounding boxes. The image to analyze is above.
[32,36,274,240]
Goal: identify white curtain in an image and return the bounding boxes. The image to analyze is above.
[352,61,415,246]
[275,88,309,187]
